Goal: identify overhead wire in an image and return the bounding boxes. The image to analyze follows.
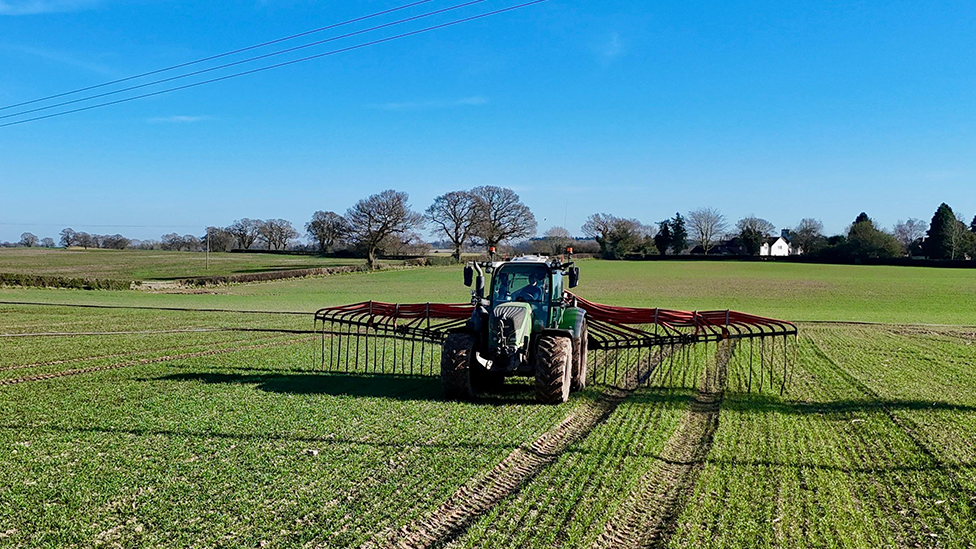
[0,0,550,129]
[0,0,490,121]
[0,0,437,112]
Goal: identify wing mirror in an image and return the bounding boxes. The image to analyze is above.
[463,265,474,287]
[568,266,580,288]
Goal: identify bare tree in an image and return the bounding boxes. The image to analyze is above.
[582,213,653,258]
[345,189,424,268]
[581,213,616,250]
[893,218,927,252]
[59,228,76,248]
[425,191,476,263]
[75,232,94,250]
[948,215,976,260]
[259,219,298,251]
[379,231,431,257]
[183,235,202,252]
[19,232,39,247]
[791,218,825,255]
[40,237,55,248]
[226,218,263,250]
[688,207,728,254]
[735,215,775,237]
[102,234,131,250]
[735,215,776,255]
[204,227,236,253]
[469,186,537,251]
[161,233,186,251]
[543,226,573,255]
[305,211,348,254]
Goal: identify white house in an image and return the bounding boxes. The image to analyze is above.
[760,237,793,257]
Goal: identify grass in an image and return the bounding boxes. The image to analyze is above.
[1,258,974,323]
[0,343,583,548]
[667,325,976,548]
[1,261,975,547]
[0,248,363,281]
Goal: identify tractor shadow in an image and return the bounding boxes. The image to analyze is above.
[151,370,543,405]
[719,393,976,416]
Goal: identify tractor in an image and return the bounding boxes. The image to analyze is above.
[440,253,587,404]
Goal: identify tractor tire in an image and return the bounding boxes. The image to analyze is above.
[441,333,477,400]
[571,321,589,392]
[534,335,573,404]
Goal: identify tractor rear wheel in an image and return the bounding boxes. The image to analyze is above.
[441,333,477,400]
[534,335,572,404]
[571,321,588,392]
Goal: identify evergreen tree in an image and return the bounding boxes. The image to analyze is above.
[670,213,688,254]
[654,220,672,256]
[740,227,765,255]
[924,203,957,259]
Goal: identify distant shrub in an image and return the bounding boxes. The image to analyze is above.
[0,272,134,290]
[421,256,460,266]
[177,264,375,286]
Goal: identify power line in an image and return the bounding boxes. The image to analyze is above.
[0,0,550,129]
[0,0,436,113]
[0,222,203,229]
[0,0,489,121]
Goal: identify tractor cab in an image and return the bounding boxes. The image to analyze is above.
[490,259,557,332]
[452,254,587,403]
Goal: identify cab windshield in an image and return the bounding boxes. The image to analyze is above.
[492,265,550,325]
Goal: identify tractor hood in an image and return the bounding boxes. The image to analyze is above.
[490,302,533,356]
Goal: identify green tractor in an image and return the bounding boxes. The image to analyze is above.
[441,254,588,404]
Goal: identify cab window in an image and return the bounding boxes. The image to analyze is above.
[493,272,548,303]
[492,267,550,328]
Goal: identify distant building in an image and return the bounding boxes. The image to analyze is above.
[711,237,749,255]
[760,236,794,256]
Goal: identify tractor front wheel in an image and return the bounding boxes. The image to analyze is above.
[441,333,477,400]
[535,335,572,404]
[571,321,589,392]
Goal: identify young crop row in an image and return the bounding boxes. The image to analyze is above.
[0,342,583,548]
[665,325,976,548]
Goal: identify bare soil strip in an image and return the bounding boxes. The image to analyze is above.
[593,342,734,549]
[0,336,314,387]
[375,351,674,549]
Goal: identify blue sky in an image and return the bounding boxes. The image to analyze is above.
[1,0,974,243]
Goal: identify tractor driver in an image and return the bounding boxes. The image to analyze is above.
[511,272,545,302]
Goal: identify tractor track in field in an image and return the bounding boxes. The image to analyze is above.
[375,349,678,549]
[593,341,734,549]
[0,336,314,387]
[0,332,289,373]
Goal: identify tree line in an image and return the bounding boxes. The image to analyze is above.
[5,193,974,265]
[7,186,536,269]
[578,202,976,261]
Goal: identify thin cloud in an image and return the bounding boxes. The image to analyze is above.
[596,32,625,59]
[0,0,102,15]
[1,43,117,76]
[147,115,214,124]
[370,96,489,112]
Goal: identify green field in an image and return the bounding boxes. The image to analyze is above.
[1,260,974,548]
[0,248,363,280]
[2,259,974,324]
